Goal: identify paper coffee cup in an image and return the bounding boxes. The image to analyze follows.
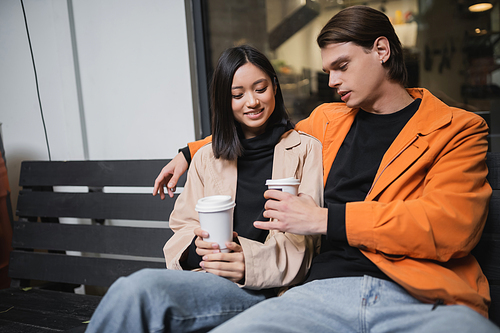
[195,195,235,253]
[266,177,300,195]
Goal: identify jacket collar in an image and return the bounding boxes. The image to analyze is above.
[278,129,301,149]
[318,88,454,200]
[407,88,452,136]
[368,88,453,199]
[321,88,451,134]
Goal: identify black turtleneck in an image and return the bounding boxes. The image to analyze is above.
[182,121,293,270]
[305,98,421,283]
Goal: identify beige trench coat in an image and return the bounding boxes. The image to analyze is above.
[164,129,323,290]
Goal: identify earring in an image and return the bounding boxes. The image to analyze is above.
[381,59,385,65]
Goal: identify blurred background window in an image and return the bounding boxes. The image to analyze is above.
[192,0,500,151]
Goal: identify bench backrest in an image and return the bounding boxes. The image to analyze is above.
[9,160,185,287]
[8,156,500,324]
[474,152,500,324]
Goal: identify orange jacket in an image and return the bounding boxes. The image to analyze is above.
[189,88,491,316]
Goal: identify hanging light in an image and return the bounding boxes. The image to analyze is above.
[475,27,488,35]
[468,2,493,12]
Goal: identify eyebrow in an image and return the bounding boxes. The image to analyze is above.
[231,78,268,90]
[322,56,350,72]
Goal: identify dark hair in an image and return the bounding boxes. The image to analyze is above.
[317,5,407,86]
[210,45,289,160]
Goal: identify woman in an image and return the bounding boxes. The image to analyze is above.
[86,45,323,333]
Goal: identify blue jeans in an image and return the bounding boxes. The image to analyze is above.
[210,276,499,333]
[85,268,271,333]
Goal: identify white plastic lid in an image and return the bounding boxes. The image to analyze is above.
[265,177,300,186]
[195,195,235,213]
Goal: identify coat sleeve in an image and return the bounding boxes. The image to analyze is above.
[346,115,491,262]
[187,136,212,160]
[239,135,323,289]
[294,105,330,141]
[163,148,207,270]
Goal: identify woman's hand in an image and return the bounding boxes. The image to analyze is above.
[193,227,222,256]
[199,242,245,283]
[152,152,188,199]
[196,230,245,283]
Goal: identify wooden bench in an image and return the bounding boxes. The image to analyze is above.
[0,154,498,331]
[0,159,185,332]
[473,152,500,327]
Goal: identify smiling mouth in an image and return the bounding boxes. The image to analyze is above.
[245,109,264,116]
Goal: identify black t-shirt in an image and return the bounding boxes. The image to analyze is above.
[305,98,421,283]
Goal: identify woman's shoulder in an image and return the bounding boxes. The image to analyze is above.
[297,130,322,146]
[279,129,322,148]
[191,142,214,164]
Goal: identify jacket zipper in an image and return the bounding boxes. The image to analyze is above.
[367,134,420,197]
[323,121,329,144]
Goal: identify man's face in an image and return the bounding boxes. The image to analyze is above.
[321,41,387,112]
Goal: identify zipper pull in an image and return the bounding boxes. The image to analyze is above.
[431,299,444,310]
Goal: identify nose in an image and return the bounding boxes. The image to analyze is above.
[246,93,260,108]
[328,72,341,89]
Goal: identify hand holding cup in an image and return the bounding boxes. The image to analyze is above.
[195,195,235,253]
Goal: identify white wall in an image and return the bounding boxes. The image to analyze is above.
[0,0,195,216]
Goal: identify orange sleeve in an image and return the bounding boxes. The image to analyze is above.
[187,135,212,160]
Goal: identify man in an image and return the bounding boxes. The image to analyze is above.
[156,5,499,332]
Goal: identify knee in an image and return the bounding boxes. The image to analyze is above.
[106,268,164,300]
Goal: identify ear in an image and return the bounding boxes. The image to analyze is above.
[374,36,391,64]
[273,77,278,95]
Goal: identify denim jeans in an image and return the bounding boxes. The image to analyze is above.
[211,276,499,333]
[85,268,271,333]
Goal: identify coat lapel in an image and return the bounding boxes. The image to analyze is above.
[322,109,358,186]
[272,130,300,179]
[366,88,452,200]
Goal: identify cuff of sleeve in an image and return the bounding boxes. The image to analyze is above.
[345,201,375,250]
[179,146,191,165]
[326,203,347,243]
[180,236,202,270]
[237,237,255,288]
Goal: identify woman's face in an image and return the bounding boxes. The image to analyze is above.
[231,63,276,139]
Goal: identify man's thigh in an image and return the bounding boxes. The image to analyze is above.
[364,277,498,333]
[211,277,365,333]
[210,276,499,333]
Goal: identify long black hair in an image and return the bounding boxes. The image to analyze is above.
[210,45,289,160]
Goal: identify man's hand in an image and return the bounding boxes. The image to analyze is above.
[152,152,188,199]
[254,190,328,235]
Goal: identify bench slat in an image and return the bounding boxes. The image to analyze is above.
[17,191,177,221]
[490,285,500,327]
[12,221,172,258]
[9,251,166,287]
[19,160,186,187]
[484,190,500,235]
[483,153,500,326]
[472,237,500,283]
[487,152,500,190]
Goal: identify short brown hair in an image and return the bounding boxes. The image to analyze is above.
[317,5,407,86]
